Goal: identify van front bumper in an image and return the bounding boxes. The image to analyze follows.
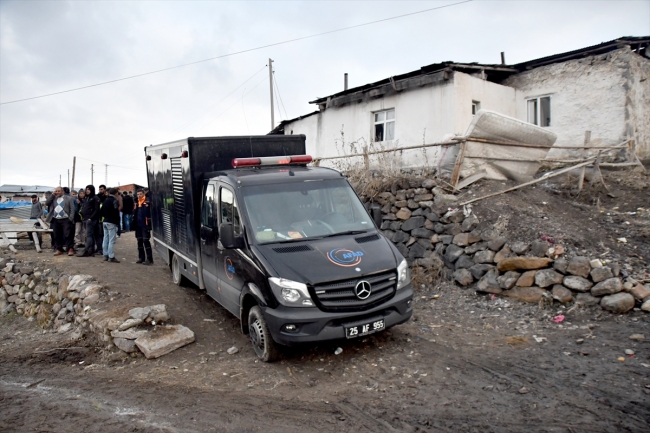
[262,285,413,346]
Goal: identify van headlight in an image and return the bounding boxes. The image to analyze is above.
[269,277,314,307]
[397,259,411,290]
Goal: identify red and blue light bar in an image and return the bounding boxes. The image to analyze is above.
[231,155,313,168]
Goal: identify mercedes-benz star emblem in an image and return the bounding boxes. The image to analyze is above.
[355,280,372,300]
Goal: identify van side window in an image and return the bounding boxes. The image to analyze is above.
[220,188,241,236]
[202,184,215,227]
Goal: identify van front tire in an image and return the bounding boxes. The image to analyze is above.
[248,306,279,362]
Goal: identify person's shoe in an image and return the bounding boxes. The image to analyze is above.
[135,259,144,264]
[53,250,63,256]
[141,260,152,266]
[109,257,120,263]
[103,255,109,261]
[68,249,75,256]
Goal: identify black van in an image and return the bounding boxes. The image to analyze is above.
[145,135,413,361]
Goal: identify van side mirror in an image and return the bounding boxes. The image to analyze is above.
[370,204,382,227]
[219,222,244,249]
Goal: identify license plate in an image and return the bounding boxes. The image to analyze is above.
[345,319,385,339]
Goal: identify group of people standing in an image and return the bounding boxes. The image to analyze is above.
[32,186,154,265]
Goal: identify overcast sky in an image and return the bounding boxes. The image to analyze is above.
[1,0,648,189]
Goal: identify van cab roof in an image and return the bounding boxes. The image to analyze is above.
[209,166,344,187]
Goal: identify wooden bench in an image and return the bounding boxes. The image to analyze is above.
[0,218,52,253]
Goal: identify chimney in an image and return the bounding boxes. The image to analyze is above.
[500,52,506,65]
[344,73,348,90]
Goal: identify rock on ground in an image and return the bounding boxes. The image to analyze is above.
[600,292,635,314]
[591,278,623,297]
[114,337,138,353]
[497,257,553,272]
[552,285,573,304]
[534,269,564,288]
[563,276,593,292]
[503,287,547,303]
[567,256,591,278]
[135,325,195,359]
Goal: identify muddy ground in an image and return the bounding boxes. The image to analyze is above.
[1,168,650,433]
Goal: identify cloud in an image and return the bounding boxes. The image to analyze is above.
[1,0,648,188]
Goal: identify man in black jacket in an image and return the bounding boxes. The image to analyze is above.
[133,189,153,265]
[77,185,101,257]
[122,192,134,232]
[100,188,121,263]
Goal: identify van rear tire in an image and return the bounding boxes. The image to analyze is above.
[248,306,279,362]
[170,254,184,286]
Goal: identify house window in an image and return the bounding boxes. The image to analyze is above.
[374,109,395,142]
[527,96,551,127]
[472,101,481,116]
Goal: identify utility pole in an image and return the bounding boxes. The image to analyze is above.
[269,58,274,130]
[105,164,108,185]
[71,156,76,191]
[67,169,70,188]
[91,164,94,185]
[59,175,61,187]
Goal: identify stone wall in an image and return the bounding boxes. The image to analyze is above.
[365,177,650,314]
[0,256,193,359]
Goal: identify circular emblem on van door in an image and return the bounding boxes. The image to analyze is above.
[355,280,372,300]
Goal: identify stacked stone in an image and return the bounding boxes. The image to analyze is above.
[370,184,650,315]
[0,258,103,329]
[375,179,461,267]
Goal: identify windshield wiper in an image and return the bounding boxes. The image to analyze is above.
[319,229,370,239]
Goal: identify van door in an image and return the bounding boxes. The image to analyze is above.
[216,184,244,317]
[199,182,221,303]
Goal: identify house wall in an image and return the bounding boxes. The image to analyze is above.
[502,47,650,159]
[285,71,516,169]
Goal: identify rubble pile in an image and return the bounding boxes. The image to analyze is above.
[367,178,650,314]
[0,254,194,358]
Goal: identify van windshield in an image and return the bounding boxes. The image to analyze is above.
[242,179,374,244]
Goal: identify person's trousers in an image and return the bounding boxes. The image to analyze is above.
[30,217,42,245]
[123,214,132,232]
[51,218,73,251]
[102,222,118,259]
[83,219,97,255]
[135,228,153,262]
[95,222,104,254]
[74,221,84,245]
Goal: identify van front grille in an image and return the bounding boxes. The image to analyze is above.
[311,270,396,312]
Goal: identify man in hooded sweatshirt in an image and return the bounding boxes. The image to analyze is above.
[77,185,101,257]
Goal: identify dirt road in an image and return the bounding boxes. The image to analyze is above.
[1,234,650,432]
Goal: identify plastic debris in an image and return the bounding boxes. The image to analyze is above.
[532,335,547,343]
[553,315,565,324]
[334,347,343,355]
[617,237,628,243]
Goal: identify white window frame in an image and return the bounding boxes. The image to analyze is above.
[471,100,481,116]
[526,95,552,127]
[373,108,395,142]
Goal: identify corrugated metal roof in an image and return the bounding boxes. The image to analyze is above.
[0,184,57,193]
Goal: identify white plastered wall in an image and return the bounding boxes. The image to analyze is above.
[285,71,516,169]
[502,48,650,159]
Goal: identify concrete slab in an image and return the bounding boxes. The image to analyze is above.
[135,325,195,359]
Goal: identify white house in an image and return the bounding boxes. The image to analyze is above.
[272,36,650,167]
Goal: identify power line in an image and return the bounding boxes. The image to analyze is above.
[167,65,267,136]
[196,74,269,132]
[76,156,142,171]
[0,0,473,105]
[273,72,289,121]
